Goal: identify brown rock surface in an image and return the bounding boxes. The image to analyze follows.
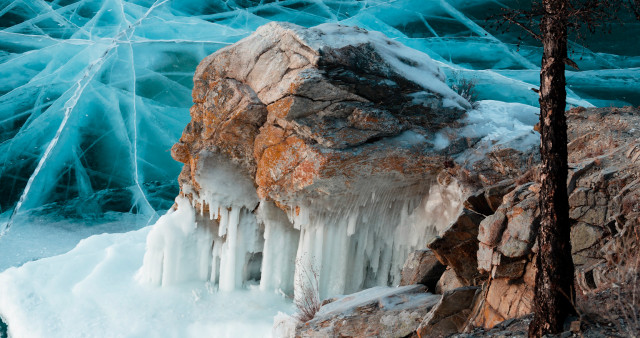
[168,21,479,301]
[428,208,486,285]
[469,106,640,329]
[177,21,471,210]
[416,286,480,337]
[400,249,446,291]
[435,267,465,294]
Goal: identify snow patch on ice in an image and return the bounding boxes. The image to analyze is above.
[272,311,300,338]
[466,100,539,147]
[0,226,293,338]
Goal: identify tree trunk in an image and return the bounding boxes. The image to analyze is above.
[529,0,576,337]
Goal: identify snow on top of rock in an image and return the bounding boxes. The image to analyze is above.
[251,22,471,110]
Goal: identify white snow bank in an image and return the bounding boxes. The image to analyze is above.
[435,100,540,162]
[462,100,539,149]
[0,226,293,338]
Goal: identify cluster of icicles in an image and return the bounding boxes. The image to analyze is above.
[137,156,464,300]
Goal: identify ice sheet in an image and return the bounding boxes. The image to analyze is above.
[1,0,637,231]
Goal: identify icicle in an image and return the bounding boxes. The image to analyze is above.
[219,207,240,291]
[210,240,221,284]
[347,212,358,236]
[218,208,229,237]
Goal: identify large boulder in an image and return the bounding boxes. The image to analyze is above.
[400,249,446,291]
[144,21,476,299]
[416,286,480,337]
[174,22,471,206]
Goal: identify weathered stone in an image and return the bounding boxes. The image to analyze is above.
[416,286,480,337]
[428,208,486,285]
[473,262,535,329]
[477,242,494,273]
[400,250,446,292]
[296,285,441,338]
[570,222,604,253]
[578,206,607,225]
[171,142,190,163]
[478,211,507,246]
[469,106,640,330]
[435,267,465,294]
[566,160,595,194]
[497,198,539,258]
[181,22,475,217]
[568,187,594,208]
[491,258,527,279]
[484,181,516,212]
[463,190,494,216]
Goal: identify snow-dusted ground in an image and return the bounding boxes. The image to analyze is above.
[0,225,294,338]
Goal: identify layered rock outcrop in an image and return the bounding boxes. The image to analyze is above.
[428,106,640,330]
[142,21,477,301]
[173,22,470,206]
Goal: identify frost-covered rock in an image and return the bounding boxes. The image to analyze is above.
[140,22,478,299]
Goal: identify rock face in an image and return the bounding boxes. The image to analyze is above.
[391,106,640,333]
[416,286,480,337]
[428,208,486,285]
[469,106,640,329]
[294,285,441,338]
[174,22,470,205]
[399,250,446,291]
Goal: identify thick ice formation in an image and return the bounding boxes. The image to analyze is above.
[138,169,465,300]
[1,0,636,272]
[138,152,263,291]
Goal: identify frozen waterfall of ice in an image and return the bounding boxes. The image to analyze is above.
[137,174,466,300]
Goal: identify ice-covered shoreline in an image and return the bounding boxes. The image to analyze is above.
[0,225,294,338]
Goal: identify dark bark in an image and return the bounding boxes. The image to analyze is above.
[528,0,576,336]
